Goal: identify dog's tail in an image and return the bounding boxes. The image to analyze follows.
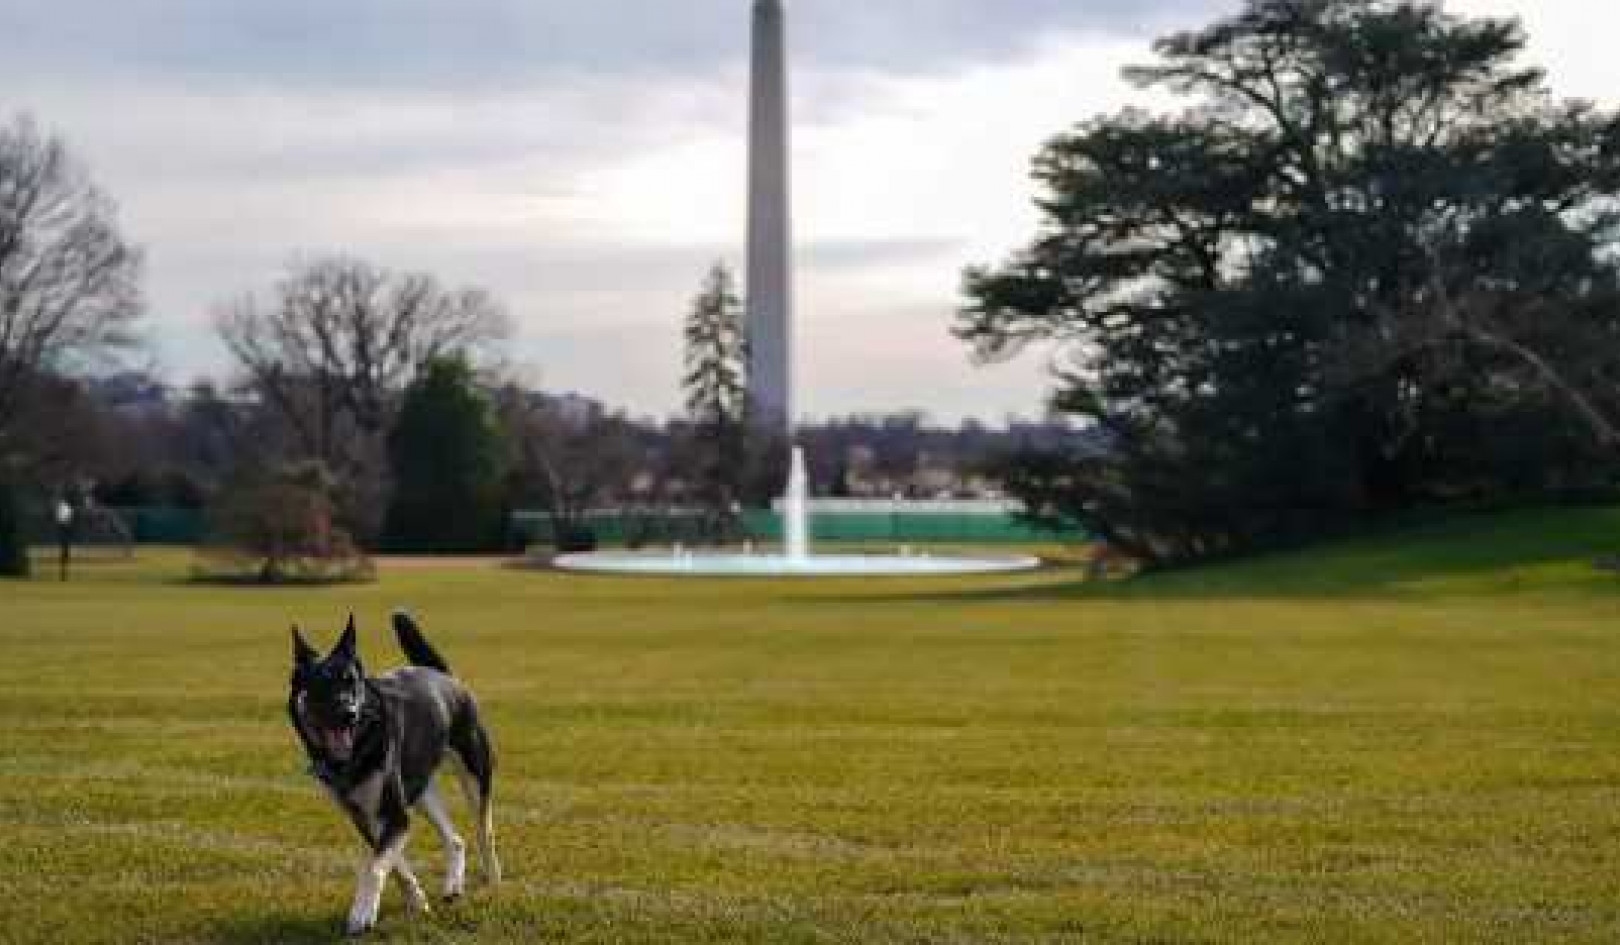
[393,610,451,674]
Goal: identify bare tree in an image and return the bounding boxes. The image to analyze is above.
[0,114,142,455]
[495,386,641,552]
[216,256,509,537]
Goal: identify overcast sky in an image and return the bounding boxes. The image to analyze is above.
[2,1,1610,422]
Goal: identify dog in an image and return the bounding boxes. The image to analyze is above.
[288,611,500,935]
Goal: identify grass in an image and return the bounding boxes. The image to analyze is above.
[3,509,1620,943]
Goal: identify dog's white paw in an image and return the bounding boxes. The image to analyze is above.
[347,890,382,936]
[443,839,467,900]
[398,870,432,915]
[401,880,432,916]
[345,914,375,937]
[348,851,391,935]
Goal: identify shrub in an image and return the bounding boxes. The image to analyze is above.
[196,461,372,584]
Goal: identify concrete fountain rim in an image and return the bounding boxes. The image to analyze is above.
[552,549,1044,578]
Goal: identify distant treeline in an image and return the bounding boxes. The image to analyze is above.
[10,369,1086,553]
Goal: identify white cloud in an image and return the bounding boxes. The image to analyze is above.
[6,0,1609,423]
[1445,0,1618,106]
[11,27,1172,422]
[475,36,1161,420]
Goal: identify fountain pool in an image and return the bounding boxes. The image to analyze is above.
[553,448,1043,578]
[553,548,1043,578]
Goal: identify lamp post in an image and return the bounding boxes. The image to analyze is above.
[55,498,74,582]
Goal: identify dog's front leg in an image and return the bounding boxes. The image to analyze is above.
[347,840,400,936]
[415,783,467,900]
[347,794,411,936]
[392,848,431,916]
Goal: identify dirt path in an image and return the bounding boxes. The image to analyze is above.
[374,555,526,572]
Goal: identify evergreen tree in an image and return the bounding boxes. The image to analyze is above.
[682,263,749,540]
[960,0,1620,565]
[383,357,510,553]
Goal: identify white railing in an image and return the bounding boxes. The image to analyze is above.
[768,498,1024,517]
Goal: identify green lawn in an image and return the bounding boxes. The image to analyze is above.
[3,510,1620,943]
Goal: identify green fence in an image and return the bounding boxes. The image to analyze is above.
[63,505,1078,549]
[512,507,1080,548]
[22,505,207,545]
[118,507,207,544]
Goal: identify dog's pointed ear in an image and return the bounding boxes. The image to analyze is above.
[292,625,318,668]
[334,614,359,660]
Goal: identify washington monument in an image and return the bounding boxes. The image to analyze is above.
[746,0,793,436]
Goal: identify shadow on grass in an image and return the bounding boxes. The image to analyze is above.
[179,577,377,590]
[202,912,346,945]
[206,903,494,944]
[809,505,1620,605]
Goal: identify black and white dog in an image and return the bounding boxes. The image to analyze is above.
[289,611,500,935]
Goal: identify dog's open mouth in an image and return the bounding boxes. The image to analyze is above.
[317,725,356,761]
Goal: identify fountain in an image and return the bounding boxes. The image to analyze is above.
[783,447,810,562]
[552,2,1040,579]
[554,444,1041,577]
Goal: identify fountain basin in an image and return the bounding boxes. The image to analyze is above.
[553,550,1041,578]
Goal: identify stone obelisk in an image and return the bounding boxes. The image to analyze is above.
[746,0,793,437]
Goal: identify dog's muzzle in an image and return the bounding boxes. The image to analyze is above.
[319,725,356,760]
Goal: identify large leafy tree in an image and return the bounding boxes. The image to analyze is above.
[959,0,1620,564]
[383,357,510,553]
[216,256,508,540]
[682,263,748,539]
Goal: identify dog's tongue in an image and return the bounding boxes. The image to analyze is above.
[323,727,354,759]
